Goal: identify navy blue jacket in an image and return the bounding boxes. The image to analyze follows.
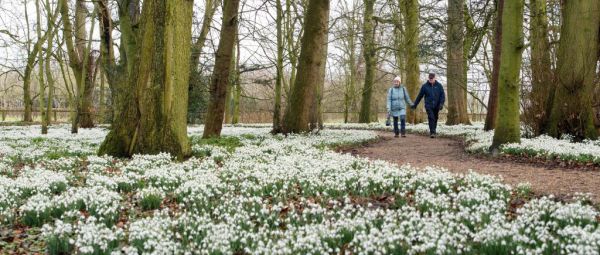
[413,81,445,110]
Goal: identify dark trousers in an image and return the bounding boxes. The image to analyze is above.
[425,108,439,134]
[393,115,406,135]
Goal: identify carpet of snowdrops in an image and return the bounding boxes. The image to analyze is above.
[0,124,599,254]
[321,122,600,165]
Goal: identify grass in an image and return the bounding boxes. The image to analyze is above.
[192,136,244,153]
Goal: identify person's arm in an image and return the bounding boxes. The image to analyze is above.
[386,88,391,113]
[439,83,446,110]
[412,85,424,109]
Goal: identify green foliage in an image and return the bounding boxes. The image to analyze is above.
[140,194,162,211]
[46,235,73,255]
[22,210,52,227]
[515,183,533,199]
[193,136,243,153]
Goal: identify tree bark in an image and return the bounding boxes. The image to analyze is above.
[281,0,330,133]
[446,0,471,125]
[59,0,97,133]
[490,0,524,150]
[310,16,329,130]
[403,0,423,124]
[42,0,56,134]
[35,0,46,132]
[203,0,240,138]
[97,0,140,157]
[547,0,600,140]
[484,0,503,131]
[524,0,554,136]
[129,0,194,159]
[272,0,284,132]
[231,38,242,124]
[358,0,376,123]
[79,53,98,128]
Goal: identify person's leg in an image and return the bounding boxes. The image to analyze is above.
[426,108,435,135]
[400,115,406,136]
[432,108,440,134]
[393,116,399,136]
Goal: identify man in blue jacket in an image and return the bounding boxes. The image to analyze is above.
[411,73,445,138]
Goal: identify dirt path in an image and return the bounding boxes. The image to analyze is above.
[350,132,600,203]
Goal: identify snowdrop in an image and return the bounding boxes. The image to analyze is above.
[1,125,599,254]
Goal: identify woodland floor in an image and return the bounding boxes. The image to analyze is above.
[346,131,600,203]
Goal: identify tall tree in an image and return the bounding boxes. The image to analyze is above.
[97,0,194,159]
[402,0,423,124]
[35,0,46,132]
[446,0,471,125]
[22,2,58,122]
[490,0,524,150]
[203,0,241,138]
[484,0,503,131]
[309,23,329,130]
[281,0,330,133]
[231,37,242,124]
[547,0,600,140]
[40,0,57,134]
[340,0,359,123]
[58,0,97,132]
[358,0,376,123]
[524,0,554,136]
[131,0,194,157]
[272,0,285,132]
[96,0,141,157]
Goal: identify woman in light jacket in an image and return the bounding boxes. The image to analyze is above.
[387,76,413,137]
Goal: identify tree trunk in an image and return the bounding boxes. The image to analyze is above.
[446,0,471,125]
[524,0,554,136]
[272,0,284,132]
[79,54,97,128]
[97,0,141,157]
[223,45,236,124]
[342,6,358,123]
[129,0,194,159]
[59,0,95,133]
[490,0,524,150]
[484,0,503,131]
[35,0,45,132]
[310,17,329,130]
[403,0,423,124]
[232,37,242,124]
[203,0,240,138]
[43,0,56,134]
[547,0,599,140]
[281,0,330,133]
[358,0,376,123]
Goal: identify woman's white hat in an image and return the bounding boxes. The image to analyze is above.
[393,76,401,82]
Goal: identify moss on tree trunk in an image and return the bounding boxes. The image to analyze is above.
[547,0,599,140]
[281,0,330,133]
[484,0,503,131]
[446,0,471,125]
[524,0,553,136]
[203,0,240,138]
[490,0,524,150]
[358,0,376,123]
[403,0,423,124]
[131,0,193,159]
